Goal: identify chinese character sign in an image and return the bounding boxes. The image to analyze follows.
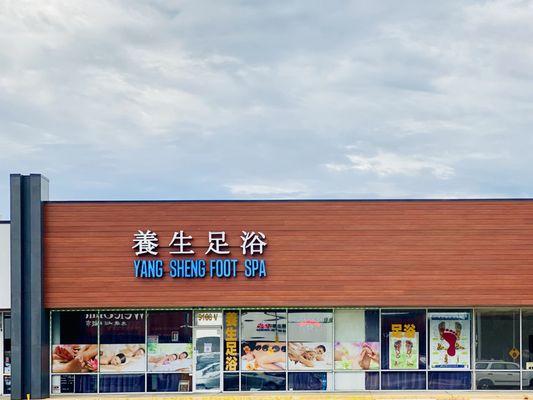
[132,230,159,256]
[132,230,268,279]
[224,311,239,371]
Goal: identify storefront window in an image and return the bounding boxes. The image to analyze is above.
[50,312,98,393]
[288,310,333,372]
[147,373,191,392]
[334,372,379,390]
[3,314,10,395]
[241,372,286,391]
[99,374,145,393]
[288,372,332,390]
[223,372,239,391]
[241,310,286,373]
[51,375,97,394]
[99,311,146,375]
[381,309,426,371]
[381,309,426,390]
[334,309,379,371]
[475,309,520,390]
[51,312,98,375]
[381,371,426,390]
[427,310,472,390]
[146,311,192,392]
[428,310,471,370]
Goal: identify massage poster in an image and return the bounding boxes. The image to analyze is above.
[429,312,470,369]
[389,326,419,370]
[147,343,192,372]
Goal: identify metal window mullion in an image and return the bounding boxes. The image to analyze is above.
[331,308,335,392]
[144,310,148,393]
[518,307,524,390]
[285,308,288,391]
[376,308,383,390]
[425,308,428,390]
[472,308,476,390]
[97,310,100,394]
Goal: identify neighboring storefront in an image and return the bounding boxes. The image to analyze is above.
[8,174,533,398]
[0,221,11,396]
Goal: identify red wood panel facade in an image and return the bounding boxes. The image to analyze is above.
[43,200,533,309]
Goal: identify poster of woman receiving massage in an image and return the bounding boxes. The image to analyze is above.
[241,341,287,371]
[148,343,193,372]
[429,312,470,369]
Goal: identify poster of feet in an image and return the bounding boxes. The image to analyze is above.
[429,312,470,369]
[389,333,419,369]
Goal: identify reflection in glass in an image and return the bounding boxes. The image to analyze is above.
[476,309,519,365]
[147,373,191,392]
[288,372,330,391]
[428,371,471,390]
[521,371,533,390]
[381,371,426,390]
[223,373,239,391]
[475,371,520,390]
[51,375,97,394]
[195,328,221,391]
[241,372,286,391]
[3,314,11,376]
[99,374,145,393]
[522,310,533,369]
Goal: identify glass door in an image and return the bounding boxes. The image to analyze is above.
[194,327,222,392]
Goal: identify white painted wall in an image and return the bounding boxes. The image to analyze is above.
[0,223,10,309]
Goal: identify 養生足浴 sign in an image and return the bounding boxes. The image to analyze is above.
[132,230,267,279]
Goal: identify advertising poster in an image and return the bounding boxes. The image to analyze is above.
[147,343,192,372]
[99,344,146,372]
[334,341,379,370]
[288,342,333,370]
[51,344,98,373]
[241,341,287,371]
[429,312,470,369]
[389,333,419,369]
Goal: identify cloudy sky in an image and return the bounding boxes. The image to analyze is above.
[1,0,533,218]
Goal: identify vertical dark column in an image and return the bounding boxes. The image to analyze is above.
[10,174,49,399]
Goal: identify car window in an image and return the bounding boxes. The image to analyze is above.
[476,362,488,369]
[491,362,507,369]
[505,363,519,370]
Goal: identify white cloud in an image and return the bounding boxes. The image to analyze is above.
[325,152,455,179]
[225,183,308,197]
[1,1,533,216]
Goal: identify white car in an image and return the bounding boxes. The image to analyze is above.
[475,361,520,389]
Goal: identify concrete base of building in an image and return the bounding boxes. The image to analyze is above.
[51,392,533,400]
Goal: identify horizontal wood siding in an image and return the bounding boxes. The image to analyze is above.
[43,200,533,308]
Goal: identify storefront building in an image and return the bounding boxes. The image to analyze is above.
[8,174,533,398]
[0,220,11,396]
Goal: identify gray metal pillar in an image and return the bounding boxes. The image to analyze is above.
[10,174,49,399]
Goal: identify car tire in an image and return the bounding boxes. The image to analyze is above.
[477,379,493,390]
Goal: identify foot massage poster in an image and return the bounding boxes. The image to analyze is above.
[429,312,470,369]
[334,342,379,370]
[389,333,419,370]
